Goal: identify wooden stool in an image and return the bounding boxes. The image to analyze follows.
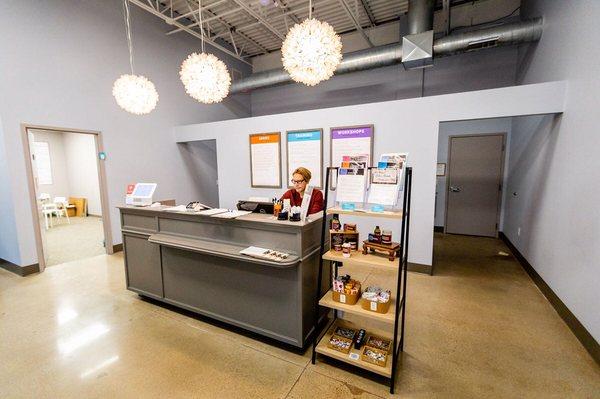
[362,240,400,262]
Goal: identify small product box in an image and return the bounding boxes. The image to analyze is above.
[332,276,361,305]
[361,286,391,314]
[328,334,353,354]
[332,290,360,305]
[361,346,388,367]
[366,335,392,353]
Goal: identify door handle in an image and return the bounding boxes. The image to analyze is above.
[449,186,461,192]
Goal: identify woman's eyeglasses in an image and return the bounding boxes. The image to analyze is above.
[291,179,305,184]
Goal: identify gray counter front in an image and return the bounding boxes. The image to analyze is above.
[119,206,329,348]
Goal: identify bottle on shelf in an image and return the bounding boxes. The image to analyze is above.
[331,213,341,231]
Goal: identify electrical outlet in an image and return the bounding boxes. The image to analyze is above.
[517,227,521,236]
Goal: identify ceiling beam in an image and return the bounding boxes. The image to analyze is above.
[166,7,242,35]
[337,0,374,47]
[173,0,228,21]
[273,0,299,25]
[127,0,252,65]
[230,0,286,41]
[358,0,375,27]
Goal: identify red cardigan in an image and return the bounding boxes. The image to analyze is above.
[280,188,324,215]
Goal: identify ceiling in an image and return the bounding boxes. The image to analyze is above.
[131,0,410,59]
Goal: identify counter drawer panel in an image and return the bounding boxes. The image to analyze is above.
[122,214,157,233]
[158,218,300,253]
[162,247,300,343]
[124,234,163,297]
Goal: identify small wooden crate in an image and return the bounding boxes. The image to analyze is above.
[361,298,391,314]
[362,240,400,261]
[361,346,388,367]
[366,335,392,354]
[331,230,360,251]
[327,334,353,354]
[332,289,361,305]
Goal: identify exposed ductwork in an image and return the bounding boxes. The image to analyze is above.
[407,0,435,34]
[230,17,543,94]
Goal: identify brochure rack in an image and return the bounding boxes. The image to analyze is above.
[311,166,413,394]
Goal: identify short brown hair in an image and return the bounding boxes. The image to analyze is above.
[293,167,312,183]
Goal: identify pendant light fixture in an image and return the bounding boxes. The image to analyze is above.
[281,0,343,86]
[179,0,231,104]
[112,0,159,115]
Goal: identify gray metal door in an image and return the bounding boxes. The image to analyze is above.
[445,134,505,237]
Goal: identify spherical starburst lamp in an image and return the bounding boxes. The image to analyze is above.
[281,1,342,86]
[180,52,231,104]
[179,0,231,104]
[113,0,158,115]
[112,74,158,115]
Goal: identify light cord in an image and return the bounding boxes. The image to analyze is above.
[199,0,205,53]
[123,0,134,74]
[309,0,312,19]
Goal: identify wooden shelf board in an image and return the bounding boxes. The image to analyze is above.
[315,319,393,378]
[319,290,395,324]
[327,207,403,219]
[322,249,400,270]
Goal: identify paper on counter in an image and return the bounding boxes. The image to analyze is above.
[211,210,252,219]
[163,205,187,212]
[197,208,229,216]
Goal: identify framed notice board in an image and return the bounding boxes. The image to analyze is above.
[330,124,374,167]
[249,132,282,188]
[286,129,323,189]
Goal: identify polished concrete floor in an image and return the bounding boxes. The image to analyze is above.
[0,234,598,398]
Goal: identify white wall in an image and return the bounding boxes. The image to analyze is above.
[63,133,102,216]
[30,130,71,203]
[0,117,20,264]
[174,82,566,267]
[503,0,600,344]
[0,0,251,267]
[435,118,512,228]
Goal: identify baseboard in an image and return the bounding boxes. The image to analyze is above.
[434,226,444,233]
[0,258,40,276]
[408,262,432,275]
[112,243,123,253]
[499,232,600,366]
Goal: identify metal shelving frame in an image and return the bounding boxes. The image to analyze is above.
[311,166,413,394]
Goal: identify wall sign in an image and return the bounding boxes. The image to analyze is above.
[249,132,282,188]
[330,124,374,168]
[286,129,323,188]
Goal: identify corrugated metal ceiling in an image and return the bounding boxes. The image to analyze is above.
[153,0,409,57]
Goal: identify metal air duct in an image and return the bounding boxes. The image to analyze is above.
[230,18,543,94]
[407,0,435,34]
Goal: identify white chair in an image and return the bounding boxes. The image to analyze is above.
[41,203,57,229]
[53,197,71,225]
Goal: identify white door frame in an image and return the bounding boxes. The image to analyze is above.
[21,123,114,272]
[444,132,507,237]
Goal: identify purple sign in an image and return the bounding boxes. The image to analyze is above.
[331,125,373,139]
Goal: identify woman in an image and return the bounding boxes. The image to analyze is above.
[281,167,324,215]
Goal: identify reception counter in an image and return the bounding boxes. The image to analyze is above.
[118,206,329,348]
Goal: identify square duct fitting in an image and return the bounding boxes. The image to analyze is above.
[402,30,434,70]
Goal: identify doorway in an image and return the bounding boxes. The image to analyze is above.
[444,133,506,237]
[22,124,113,272]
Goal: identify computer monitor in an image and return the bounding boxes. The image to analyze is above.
[130,183,157,206]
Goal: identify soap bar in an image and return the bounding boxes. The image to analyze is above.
[354,329,366,349]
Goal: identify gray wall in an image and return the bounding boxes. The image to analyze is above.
[505,0,600,342]
[435,118,513,228]
[178,140,220,208]
[250,46,519,116]
[0,0,251,266]
[174,82,566,267]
